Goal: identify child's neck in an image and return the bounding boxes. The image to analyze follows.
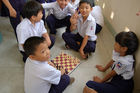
[120,52,126,56]
[30,19,36,26]
[83,16,88,22]
[72,0,75,2]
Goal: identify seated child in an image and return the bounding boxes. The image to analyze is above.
[69,0,80,10]
[42,0,75,34]
[83,31,139,93]
[24,36,74,93]
[16,1,55,62]
[62,0,97,59]
[91,3,104,34]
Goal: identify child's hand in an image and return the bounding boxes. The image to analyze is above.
[96,65,106,72]
[93,76,102,83]
[60,67,65,75]
[48,61,56,68]
[9,7,17,18]
[79,49,87,59]
[70,11,79,25]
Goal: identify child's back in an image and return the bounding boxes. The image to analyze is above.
[24,58,61,93]
[24,36,71,93]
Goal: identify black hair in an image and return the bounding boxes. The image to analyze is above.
[22,1,43,19]
[23,36,46,57]
[115,31,139,55]
[79,0,93,7]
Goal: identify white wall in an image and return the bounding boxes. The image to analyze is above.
[95,0,140,92]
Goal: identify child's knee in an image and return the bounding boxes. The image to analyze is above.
[62,32,69,39]
[61,74,70,85]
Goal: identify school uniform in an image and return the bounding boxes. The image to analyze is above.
[91,6,104,34]
[86,50,134,93]
[24,58,70,93]
[1,0,25,38]
[42,2,75,34]
[62,13,97,53]
[16,18,55,62]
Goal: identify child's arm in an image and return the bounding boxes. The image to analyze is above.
[41,2,54,9]
[79,35,89,59]
[96,59,114,72]
[42,33,51,47]
[93,70,117,83]
[2,0,17,18]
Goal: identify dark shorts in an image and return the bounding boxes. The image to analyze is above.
[86,75,134,93]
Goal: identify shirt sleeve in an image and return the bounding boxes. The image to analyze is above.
[41,65,61,85]
[85,21,96,36]
[40,20,47,35]
[114,62,127,75]
[68,3,75,15]
[41,2,55,9]
[16,25,30,44]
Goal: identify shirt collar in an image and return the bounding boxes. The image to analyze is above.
[79,13,93,22]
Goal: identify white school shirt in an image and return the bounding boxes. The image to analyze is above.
[69,0,80,9]
[24,58,61,93]
[16,18,47,51]
[77,14,97,41]
[91,6,104,27]
[112,50,134,80]
[42,1,75,20]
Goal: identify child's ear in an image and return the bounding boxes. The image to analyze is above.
[31,15,36,21]
[29,55,35,59]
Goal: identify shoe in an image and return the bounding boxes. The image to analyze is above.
[69,77,75,85]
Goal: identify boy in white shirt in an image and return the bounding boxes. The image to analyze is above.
[24,36,74,93]
[16,1,55,62]
[62,0,97,59]
[42,0,75,34]
[91,2,104,34]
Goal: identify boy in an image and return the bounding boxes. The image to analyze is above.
[23,36,74,93]
[62,0,97,59]
[42,0,75,34]
[16,1,55,62]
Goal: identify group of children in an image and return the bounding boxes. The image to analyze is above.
[8,0,139,93]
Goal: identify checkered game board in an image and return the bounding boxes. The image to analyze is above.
[51,52,80,74]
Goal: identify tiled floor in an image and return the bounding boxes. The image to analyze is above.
[0,17,114,93]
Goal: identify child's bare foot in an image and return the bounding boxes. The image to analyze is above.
[96,65,105,72]
[65,44,70,49]
[69,77,75,85]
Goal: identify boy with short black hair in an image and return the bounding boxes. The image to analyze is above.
[42,0,75,34]
[24,36,74,93]
[62,0,97,59]
[16,1,55,62]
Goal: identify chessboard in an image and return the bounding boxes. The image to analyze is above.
[51,52,80,75]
